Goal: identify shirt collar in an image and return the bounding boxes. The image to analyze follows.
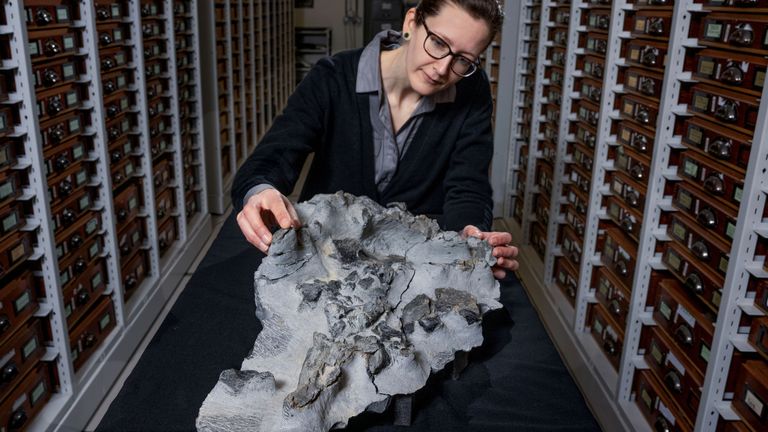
[356,30,456,104]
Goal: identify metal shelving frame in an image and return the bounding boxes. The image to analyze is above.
[496,0,768,431]
[0,0,212,429]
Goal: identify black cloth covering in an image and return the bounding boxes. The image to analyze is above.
[97,214,601,431]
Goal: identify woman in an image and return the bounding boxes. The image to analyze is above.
[233,0,518,279]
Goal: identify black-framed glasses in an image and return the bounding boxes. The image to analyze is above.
[420,19,480,77]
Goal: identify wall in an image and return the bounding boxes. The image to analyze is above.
[294,0,366,53]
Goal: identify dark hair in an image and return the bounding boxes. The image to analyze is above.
[415,0,504,41]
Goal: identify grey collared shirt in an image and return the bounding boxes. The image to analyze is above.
[357,30,456,193]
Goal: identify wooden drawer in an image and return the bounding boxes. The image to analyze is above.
[0,361,54,431]
[0,232,33,282]
[54,210,101,262]
[667,212,731,279]
[683,83,760,135]
[676,116,752,172]
[0,273,39,347]
[653,279,715,376]
[40,110,85,149]
[594,267,631,330]
[117,217,145,265]
[157,216,177,256]
[634,369,694,432]
[24,2,74,30]
[27,28,79,64]
[678,149,744,212]
[672,182,738,244]
[35,82,83,124]
[686,48,766,97]
[693,13,768,55]
[732,360,768,432]
[69,296,116,372]
[620,67,665,101]
[641,325,704,425]
[0,319,46,403]
[122,250,149,299]
[623,39,669,71]
[114,182,142,230]
[587,302,624,370]
[62,258,107,328]
[554,257,578,305]
[600,227,637,288]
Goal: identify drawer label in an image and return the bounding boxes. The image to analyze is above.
[744,387,765,418]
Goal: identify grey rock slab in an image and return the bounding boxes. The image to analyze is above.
[197,192,501,431]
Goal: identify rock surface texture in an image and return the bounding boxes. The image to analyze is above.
[196,192,501,431]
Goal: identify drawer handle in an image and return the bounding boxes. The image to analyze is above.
[639,77,656,97]
[625,191,640,208]
[117,208,128,222]
[685,272,704,294]
[691,241,710,260]
[696,207,717,228]
[58,179,73,197]
[602,339,617,356]
[111,150,123,164]
[631,133,649,152]
[647,18,665,36]
[84,332,97,348]
[113,172,124,185]
[589,88,601,102]
[69,233,83,249]
[664,370,683,394]
[101,57,115,70]
[708,138,732,160]
[43,69,60,87]
[36,9,53,25]
[630,164,645,181]
[125,275,138,291]
[62,208,76,226]
[9,409,27,429]
[141,5,152,17]
[108,127,121,141]
[96,7,110,21]
[653,416,671,432]
[674,324,694,346]
[106,104,120,118]
[635,107,651,125]
[0,316,10,334]
[76,289,90,306]
[714,100,738,123]
[44,40,62,56]
[1,362,18,383]
[615,259,629,277]
[703,175,724,195]
[640,47,659,67]
[649,0,670,4]
[55,154,71,171]
[48,126,65,144]
[104,80,116,94]
[597,15,609,30]
[74,258,87,274]
[721,64,744,85]
[728,23,754,46]
[99,33,113,46]
[47,97,63,115]
[609,300,622,317]
[620,215,634,234]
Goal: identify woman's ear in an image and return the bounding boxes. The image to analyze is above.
[402,7,418,38]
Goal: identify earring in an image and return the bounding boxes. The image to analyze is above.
[403,32,410,40]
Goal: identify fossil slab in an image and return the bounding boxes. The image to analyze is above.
[197,192,501,431]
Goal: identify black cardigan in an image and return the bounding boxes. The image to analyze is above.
[231,48,494,232]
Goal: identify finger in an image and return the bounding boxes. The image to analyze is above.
[282,196,302,227]
[484,232,512,247]
[263,196,294,229]
[496,257,520,271]
[462,225,483,239]
[237,212,270,253]
[242,204,273,245]
[493,245,519,259]
[492,267,507,280]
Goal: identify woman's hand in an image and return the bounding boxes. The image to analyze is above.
[462,225,519,280]
[236,188,301,253]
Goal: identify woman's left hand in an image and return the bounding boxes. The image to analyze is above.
[462,225,519,280]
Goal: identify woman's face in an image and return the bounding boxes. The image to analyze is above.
[403,3,491,96]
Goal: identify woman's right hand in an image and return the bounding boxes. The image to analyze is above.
[236,188,302,253]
